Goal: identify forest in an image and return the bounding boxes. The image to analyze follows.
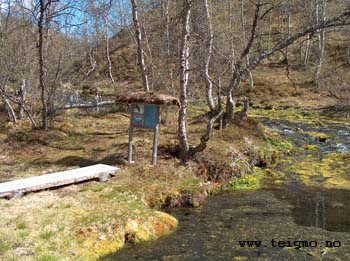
[1,0,350,260]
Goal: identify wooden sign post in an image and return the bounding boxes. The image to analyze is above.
[116,91,180,166]
[128,104,160,165]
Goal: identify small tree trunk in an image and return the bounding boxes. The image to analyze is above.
[162,0,174,92]
[303,33,311,66]
[103,4,115,84]
[86,48,97,76]
[18,79,25,119]
[238,97,249,120]
[241,0,254,89]
[224,74,241,126]
[1,94,16,123]
[24,107,37,129]
[131,0,150,91]
[143,20,156,90]
[224,91,234,126]
[38,0,48,130]
[303,4,313,66]
[217,76,223,130]
[178,0,192,161]
[287,13,292,36]
[247,63,254,89]
[203,0,215,111]
[315,0,327,86]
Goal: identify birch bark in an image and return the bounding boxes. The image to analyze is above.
[103,2,115,83]
[203,0,215,111]
[315,0,327,86]
[131,0,150,91]
[162,0,174,91]
[178,0,191,160]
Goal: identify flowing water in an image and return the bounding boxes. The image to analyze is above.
[102,115,350,261]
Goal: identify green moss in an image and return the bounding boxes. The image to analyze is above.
[264,137,293,150]
[222,175,260,191]
[285,151,350,189]
[303,144,320,151]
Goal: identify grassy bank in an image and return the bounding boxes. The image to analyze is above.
[0,105,291,260]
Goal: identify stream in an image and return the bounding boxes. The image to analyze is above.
[102,115,350,261]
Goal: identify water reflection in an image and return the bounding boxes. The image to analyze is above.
[269,185,350,232]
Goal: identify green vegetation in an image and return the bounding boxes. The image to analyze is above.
[222,175,260,190]
[264,137,293,150]
[287,152,350,189]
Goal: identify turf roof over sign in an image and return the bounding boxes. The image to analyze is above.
[115,91,180,107]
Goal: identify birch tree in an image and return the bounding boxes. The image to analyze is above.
[178,0,191,160]
[203,0,215,111]
[103,0,115,83]
[131,0,150,91]
[38,0,48,129]
[303,1,314,66]
[178,0,224,162]
[161,0,174,92]
[240,0,254,89]
[36,0,86,129]
[315,0,327,86]
[0,76,17,124]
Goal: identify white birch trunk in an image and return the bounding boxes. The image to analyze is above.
[178,0,191,160]
[203,0,215,111]
[287,13,292,36]
[303,33,311,66]
[224,75,241,126]
[103,4,115,84]
[1,94,16,123]
[315,0,327,86]
[142,20,155,89]
[86,49,97,76]
[163,0,174,91]
[131,0,150,91]
[303,3,314,66]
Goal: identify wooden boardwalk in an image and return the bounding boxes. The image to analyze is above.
[0,164,119,199]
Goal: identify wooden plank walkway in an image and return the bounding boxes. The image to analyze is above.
[0,164,119,199]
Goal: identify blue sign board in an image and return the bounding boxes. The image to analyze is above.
[144,105,158,128]
[131,104,159,129]
[129,103,161,165]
